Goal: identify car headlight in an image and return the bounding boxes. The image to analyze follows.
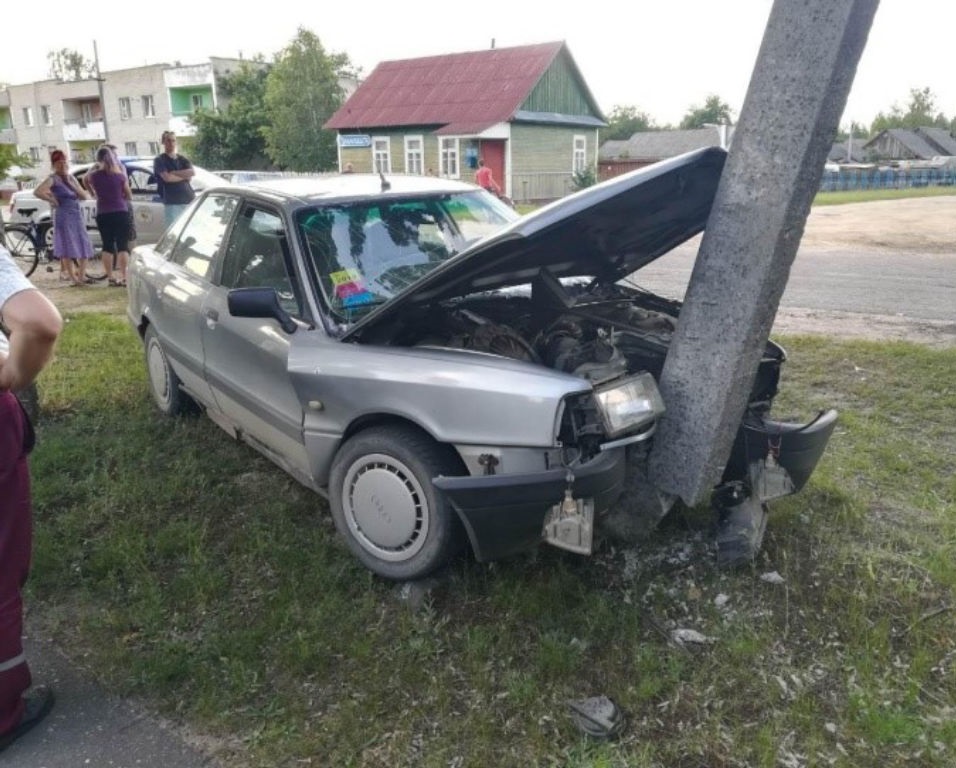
[593,373,666,438]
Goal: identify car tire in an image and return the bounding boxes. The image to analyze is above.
[144,326,192,416]
[329,424,466,580]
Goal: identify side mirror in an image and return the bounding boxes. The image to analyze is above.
[227,287,297,334]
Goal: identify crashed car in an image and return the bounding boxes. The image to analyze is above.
[127,147,836,580]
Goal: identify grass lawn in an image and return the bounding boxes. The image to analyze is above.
[25,310,956,767]
[813,186,956,206]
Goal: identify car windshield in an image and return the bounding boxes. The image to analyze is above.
[297,191,516,322]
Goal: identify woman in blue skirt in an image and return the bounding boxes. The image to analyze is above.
[34,150,94,286]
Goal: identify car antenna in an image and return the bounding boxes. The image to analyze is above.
[379,171,391,192]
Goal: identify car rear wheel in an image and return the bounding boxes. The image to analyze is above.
[329,425,465,580]
[144,326,192,416]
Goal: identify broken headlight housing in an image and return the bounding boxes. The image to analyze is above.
[592,372,665,438]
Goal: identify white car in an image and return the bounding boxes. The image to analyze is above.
[8,158,228,248]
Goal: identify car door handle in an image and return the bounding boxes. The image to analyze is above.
[203,308,219,324]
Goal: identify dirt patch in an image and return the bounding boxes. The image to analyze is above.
[31,195,956,347]
[800,195,956,254]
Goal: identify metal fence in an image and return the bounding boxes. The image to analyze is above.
[819,167,956,192]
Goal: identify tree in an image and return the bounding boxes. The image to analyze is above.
[0,146,32,181]
[600,105,657,141]
[47,48,95,81]
[870,87,950,134]
[679,95,734,129]
[190,61,272,170]
[262,28,353,171]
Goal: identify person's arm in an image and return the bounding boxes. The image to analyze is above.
[0,288,62,392]
[33,176,56,206]
[69,174,90,200]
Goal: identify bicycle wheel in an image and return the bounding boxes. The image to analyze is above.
[3,226,40,277]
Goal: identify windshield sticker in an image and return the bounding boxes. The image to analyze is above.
[330,269,376,307]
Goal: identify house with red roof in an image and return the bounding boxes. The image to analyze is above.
[324,41,605,202]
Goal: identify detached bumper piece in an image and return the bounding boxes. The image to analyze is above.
[433,448,626,562]
[715,408,839,566]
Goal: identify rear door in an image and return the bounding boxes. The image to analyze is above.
[146,192,240,406]
[199,202,313,482]
[127,162,165,243]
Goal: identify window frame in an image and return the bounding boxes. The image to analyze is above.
[372,136,391,174]
[404,135,424,175]
[440,137,460,179]
[118,97,132,121]
[166,193,240,280]
[40,105,52,126]
[572,134,587,173]
[141,95,156,118]
[22,107,34,127]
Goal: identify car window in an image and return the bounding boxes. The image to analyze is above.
[127,167,157,198]
[168,194,239,280]
[220,205,302,317]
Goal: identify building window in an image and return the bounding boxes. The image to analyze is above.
[372,136,391,173]
[404,136,423,175]
[142,95,155,118]
[40,105,52,126]
[190,93,205,112]
[148,141,160,155]
[119,97,131,120]
[573,135,587,172]
[81,103,95,123]
[29,146,41,161]
[440,137,459,178]
[22,107,34,127]
[125,142,137,156]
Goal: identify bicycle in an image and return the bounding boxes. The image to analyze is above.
[2,208,107,281]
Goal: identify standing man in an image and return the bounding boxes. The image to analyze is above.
[153,131,195,227]
[0,246,62,753]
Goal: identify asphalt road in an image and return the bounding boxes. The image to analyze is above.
[629,243,956,323]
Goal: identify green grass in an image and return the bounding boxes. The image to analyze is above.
[26,315,956,767]
[813,185,956,206]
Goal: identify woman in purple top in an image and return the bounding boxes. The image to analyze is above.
[85,146,133,287]
[33,150,94,286]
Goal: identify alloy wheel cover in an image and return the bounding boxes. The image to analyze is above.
[343,453,429,562]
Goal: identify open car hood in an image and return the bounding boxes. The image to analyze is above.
[343,146,726,342]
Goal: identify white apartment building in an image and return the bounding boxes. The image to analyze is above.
[1,57,248,180]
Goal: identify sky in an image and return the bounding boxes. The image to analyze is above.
[3,0,954,130]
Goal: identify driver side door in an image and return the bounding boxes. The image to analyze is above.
[200,203,313,484]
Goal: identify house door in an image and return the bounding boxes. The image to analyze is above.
[479,141,506,196]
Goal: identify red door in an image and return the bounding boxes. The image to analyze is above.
[478,141,506,195]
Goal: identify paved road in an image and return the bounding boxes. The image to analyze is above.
[1,629,211,767]
[628,243,956,322]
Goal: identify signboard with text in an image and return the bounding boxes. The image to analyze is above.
[339,134,372,148]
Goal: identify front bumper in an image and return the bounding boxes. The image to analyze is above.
[724,408,839,496]
[433,448,626,562]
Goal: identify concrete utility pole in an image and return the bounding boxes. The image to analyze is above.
[648,0,879,504]
[93,40,110,143]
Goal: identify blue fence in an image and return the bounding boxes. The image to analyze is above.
[820,167,956,191]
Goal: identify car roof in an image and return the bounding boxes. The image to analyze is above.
[233,173,480,204]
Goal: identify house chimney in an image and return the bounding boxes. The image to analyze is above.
[491,38,496,49]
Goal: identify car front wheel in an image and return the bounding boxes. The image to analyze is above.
[144,326,192,416]
[329,425,465,580]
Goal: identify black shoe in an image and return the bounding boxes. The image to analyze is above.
[0,686,55,753]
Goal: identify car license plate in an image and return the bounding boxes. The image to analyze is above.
[542,490,594,555]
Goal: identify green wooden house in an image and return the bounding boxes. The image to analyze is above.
[324,41,605,202]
